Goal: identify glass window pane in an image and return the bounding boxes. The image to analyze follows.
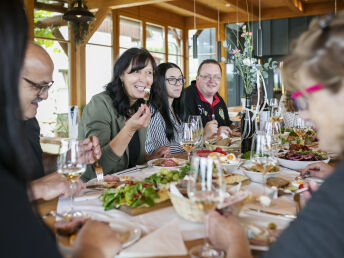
[146,23,164,53]
[150,52,165,65]
[120,16,142,48]
[188,28,216,84]
[34,39,69,137]
[168,55,183,70]
[89,15,112,46]
[86,45,112,103]
[168,27,182,56]
[34,10,69,41]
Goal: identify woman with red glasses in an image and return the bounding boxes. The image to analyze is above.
[207,12,344,258]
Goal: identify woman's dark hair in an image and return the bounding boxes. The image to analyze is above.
[106,48,161,118]
[0,0,30,181]
[154,62,185,141]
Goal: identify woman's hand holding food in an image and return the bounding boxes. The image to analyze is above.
[125,104,151,135]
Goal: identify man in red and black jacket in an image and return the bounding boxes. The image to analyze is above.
[185,59,236,139]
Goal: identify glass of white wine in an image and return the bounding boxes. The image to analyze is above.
[57,139,86,217]
[188,156,225,258]
[264,121,282,157]
[251,132,278,192]
[188,115,204,148]
[293,117,308,145]
[179,122,199,161]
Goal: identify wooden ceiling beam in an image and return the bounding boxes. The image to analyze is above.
[87,0,173,10]
[82,7,111,44]
[161,0,218,23]
[283,0,304,13]
[34,1,68,13]
[224,0,258,19]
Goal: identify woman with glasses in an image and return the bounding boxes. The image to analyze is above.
[145,63,186,155]
[207,12,344,258]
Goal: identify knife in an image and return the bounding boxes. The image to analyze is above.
[248,208,296,219]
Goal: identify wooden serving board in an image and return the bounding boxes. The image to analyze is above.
[119,199,172,216]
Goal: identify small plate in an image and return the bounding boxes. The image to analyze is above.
[277,157,330,170]
[147,158,188,168]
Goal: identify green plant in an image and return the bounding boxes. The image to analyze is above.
[225,24,277,95]
[54,113,68,138]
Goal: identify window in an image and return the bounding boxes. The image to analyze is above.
[168,27,183,70]
[86,15,112,103]
[146,23,165,65]
[34,9,70,137]
[120,16,142,53]
[188,28,216,84]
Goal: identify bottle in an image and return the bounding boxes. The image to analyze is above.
[241,96,256,154]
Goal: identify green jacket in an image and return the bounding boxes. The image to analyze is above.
[79,92,147,182]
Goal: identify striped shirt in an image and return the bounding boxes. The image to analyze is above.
[145,105,185,154]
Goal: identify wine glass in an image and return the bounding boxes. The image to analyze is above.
[188,115,204,148]
[264,121,282,157]
[188,156,225,258]
[178,122,199,161]
[251,132,278,191]
[270,98,282,122]
[293,116,308,145]
[57,139,86,217]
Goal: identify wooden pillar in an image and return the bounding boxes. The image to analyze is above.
[69,30,86,108]
[24,0,34,40]
[183,26,189,85]
[218,23,227,105]
[112,10,120,62]
[142,21,146,49]
[164,25,168,63]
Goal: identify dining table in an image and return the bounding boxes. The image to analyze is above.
[35,151,312,258]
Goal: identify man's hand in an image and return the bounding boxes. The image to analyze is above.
[146,146,171,161]
[301,162,334,179]
[204,120,218,139]
[30,172,85,201]
[217,126,232,137]
[208,211,252,258]
[74,220,121,258]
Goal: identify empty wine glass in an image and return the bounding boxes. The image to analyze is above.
[188,115,204,148]
[188,156,225,258]
[178,122,199,161]
[57,139,86,217]
[264,121,282,157]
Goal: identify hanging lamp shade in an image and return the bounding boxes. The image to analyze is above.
[63,0,95,23]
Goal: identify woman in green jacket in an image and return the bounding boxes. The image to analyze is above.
[79,48,170,181]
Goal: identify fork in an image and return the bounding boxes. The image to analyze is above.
[42,211,68,222]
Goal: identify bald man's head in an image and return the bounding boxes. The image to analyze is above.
[19,42,54,120]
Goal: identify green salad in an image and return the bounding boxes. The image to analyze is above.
[144,163,190,185]
[100,181,159,210]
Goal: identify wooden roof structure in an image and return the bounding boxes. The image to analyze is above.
[24,0,343,107]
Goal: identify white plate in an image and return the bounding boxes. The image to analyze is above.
[239,215,290,251]
[277,157,330,170]
[58,215,141,255]
[147,158,188,168]
[241,167,280,184]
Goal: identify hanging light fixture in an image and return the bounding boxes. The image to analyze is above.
[63,0,95,23]
[217,0,221,62]
[192,0,198,59]
[257,0,263,57]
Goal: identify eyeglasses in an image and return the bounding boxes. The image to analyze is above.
[166,77,185,85]
[291,84,324,110]
[199,74,222,82]
[23,77,54,96]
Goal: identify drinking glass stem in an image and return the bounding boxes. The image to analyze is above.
[187,152,190,162]
[70,182,74,212]
[203,213,211,247]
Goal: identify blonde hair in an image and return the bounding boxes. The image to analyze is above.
[282,12,344,92]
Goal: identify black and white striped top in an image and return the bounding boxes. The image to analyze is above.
[145,105,185,154]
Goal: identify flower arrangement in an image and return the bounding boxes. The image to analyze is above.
[226,24,276,95]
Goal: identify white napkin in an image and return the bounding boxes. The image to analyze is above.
[117,218,187,257]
